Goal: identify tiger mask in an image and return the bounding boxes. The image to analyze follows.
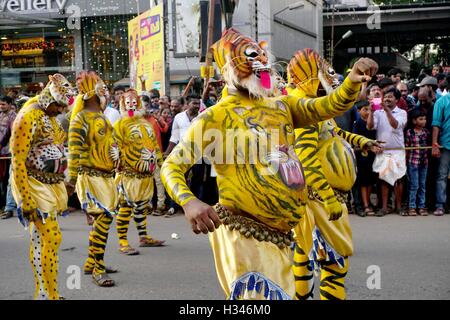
[119,89,144,118]
[76,71,109,110]
[38,73,75,110]
[211,28,276,99]
[288,48,340,97]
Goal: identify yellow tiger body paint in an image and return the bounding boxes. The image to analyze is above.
[10,74,74,300]
[114,89,164,251]
[68,71,118,277]
[161,29,363,300]
[288,48,375,300]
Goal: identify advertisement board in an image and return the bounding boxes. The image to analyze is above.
[128,4,165,94]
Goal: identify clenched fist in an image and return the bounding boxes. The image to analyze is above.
[348,58,379,84]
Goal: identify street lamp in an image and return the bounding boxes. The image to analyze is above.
[273,1,305,17]
[333,30,353,50]
[331,29,352,66]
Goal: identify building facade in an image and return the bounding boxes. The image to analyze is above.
[0,0,323,96]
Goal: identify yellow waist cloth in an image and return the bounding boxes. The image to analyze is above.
[76,173,118,214]
[11,175,68,219]
[294,199,353,264]
[115,173,154,204]
[209,225,295,300]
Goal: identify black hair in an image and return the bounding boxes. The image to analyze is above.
[355,100,370,110]
[0,95,13,105]
[388,68,402,77]
[378,77,394,89]
[114,86,126,93]
[173,96,185,105]
[436,73,446,82]
[409,109,426,120]
[186,94,201,104]
[384,87,401,100]
[141,95,150,104]
[150,89,160,99]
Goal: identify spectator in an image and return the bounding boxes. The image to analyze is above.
[418,76,440,101]
[164,94,201,217]
[405,110,429,216]
[104,86,122,125]
[397,82,416,112]
[408,83,419,104]
[368,88,408,217]
[436,73,448,97]
[431,93,450,216]
[164,95,200,157]
[388,68,403,85]
[353,100,378,216]
[431,64,443,77]
[380,78,408,111]
[417,87,435,133]
[0,95,17,219]
[159,95,171,110]
[149,89,160,109]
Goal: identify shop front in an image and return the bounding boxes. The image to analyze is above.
[0,0,150,94]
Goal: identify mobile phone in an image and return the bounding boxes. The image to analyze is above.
[372,97,382,110]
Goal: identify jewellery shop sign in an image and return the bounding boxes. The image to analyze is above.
[0,0,68,14]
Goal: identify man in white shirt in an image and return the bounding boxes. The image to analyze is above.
[367,87,408,216]
[164,95,200,156]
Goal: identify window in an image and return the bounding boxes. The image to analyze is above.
[172,0,200,57]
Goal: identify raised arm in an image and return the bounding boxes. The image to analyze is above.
[287,58,377,128]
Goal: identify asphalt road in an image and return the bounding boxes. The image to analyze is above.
[0,211,449,300]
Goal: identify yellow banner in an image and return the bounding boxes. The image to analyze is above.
[128,4,165,94]
[1,37,49,56]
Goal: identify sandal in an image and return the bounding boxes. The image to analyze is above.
[84,266,119,275]
[407,208,417,216]
[118,246,140,255]
[139,237,166,247]
[364,207,375,216]
[152,209,164,216]
[375,209,387,217]
[399,209,408,216]
[92,273,115,287]
[418,208,428,216]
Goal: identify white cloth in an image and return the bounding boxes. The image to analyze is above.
[373,151,406,186]
[370,106,407,149]
[169,111,193,144]
[104,106,121,126]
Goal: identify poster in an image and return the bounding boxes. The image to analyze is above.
[128,4,165,94]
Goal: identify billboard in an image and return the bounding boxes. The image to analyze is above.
[128,4,165,94]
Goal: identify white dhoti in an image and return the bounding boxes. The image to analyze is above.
[372,150,406,186]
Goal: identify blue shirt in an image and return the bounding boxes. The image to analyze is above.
[432,94,450,150]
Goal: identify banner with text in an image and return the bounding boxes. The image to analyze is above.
[128,4,165,94]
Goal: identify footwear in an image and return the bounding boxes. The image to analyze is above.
[152,209,164,216]
[139,237,166,247]
[375,209,387,217]
[407,208,417,216]
[84,266,119,275]
[1,211,13,220]
[92,273,115,287]
[164,208,177,218]
[433,208,445,216]
[418,208,428,216]
[118,245,140,255]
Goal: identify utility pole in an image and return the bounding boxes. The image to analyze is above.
[204,0,216,89]
[330,1,335,66]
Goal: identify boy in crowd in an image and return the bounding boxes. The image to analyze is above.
[405,110,429,216]
[353,100,379,216]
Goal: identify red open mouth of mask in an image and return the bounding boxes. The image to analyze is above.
[260,70,271,89]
